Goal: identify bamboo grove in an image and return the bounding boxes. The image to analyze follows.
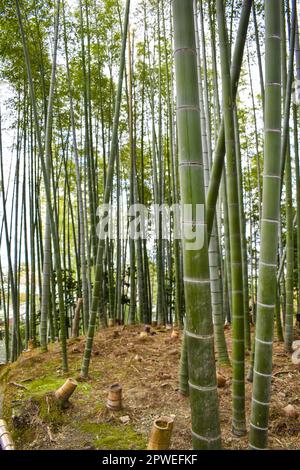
[0,0,299,450]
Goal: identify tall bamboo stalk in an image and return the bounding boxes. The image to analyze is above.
[282,0,296,352]
[40,0,61,352]
[63,2,90,333]
[206,0,252,239]
[249,0,282,450]
[16,0,68,371]
[194,0,230,366]
[172,0,221,450]
[216,0,246,437]
[81,0,130,378]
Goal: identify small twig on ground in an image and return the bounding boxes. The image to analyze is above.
[273,370,292,377]
[47,426,56,443]
[8,382,28,390]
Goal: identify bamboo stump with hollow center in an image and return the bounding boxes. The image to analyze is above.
[54,378,78,408]
[0,419,14,450]
[107,383,122,411]
[147,416,174,450]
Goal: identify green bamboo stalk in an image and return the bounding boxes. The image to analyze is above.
[293,9,300,317]
[284,146,294,352]
[252,2,265,112]
[280,0,296,184]
[163,1,183,327]
[79,0,97,266]
[247,47,262,212]
[249,0,282,450]
[206,0,252,240]
[178,330,189,396]
[293,103,300,317]
[194,1,230,366]
[127,29,138,325]
[114,147,122,322]
[234,108,251,351]
[282,0,296,352]
[0,261,9,361]
[40,0,61,352]
[217,0,246,436]
[208,0,221,133]
[22,139,30,348]
[198,0,212,168]
[275,288,284,342]
[29,125,37,347]
[81,0,130,378]
[12,116,21,359]
[172,0,221,450]
[16,0,68,372]
[63,2,90,333]
[0,112,18,361]
[207,2,231,328]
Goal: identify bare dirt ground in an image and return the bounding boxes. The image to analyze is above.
[0,325,299,450]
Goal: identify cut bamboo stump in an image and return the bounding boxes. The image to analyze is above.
[54,378,78,408]
[107,383,123,411]
[147,416,174,450]
[0,420,14,450]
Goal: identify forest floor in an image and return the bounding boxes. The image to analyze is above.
[0,325,300,450]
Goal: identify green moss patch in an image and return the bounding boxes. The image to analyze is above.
[80,422,147,450]
[22,374,92,398]
[24,376,66,396]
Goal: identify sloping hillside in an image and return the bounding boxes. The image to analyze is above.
[0,326,299,450]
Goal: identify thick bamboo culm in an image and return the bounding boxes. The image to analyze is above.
[107,383,122,410]
[0,419,14,450]
[147,416,174,450]
[54,378,78,404]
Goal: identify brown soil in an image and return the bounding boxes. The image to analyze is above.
[1,325,300,450]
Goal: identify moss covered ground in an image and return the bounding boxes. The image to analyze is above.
[0,326,300,450]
